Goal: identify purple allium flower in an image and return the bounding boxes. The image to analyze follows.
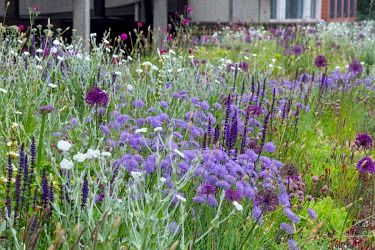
[281,222,294,234]
[348,58,363,74]
[238,61,249,71]
[292,45,303,56]
[356,156,375,174]
[307,208,317,219]
[314,55,327,68]
[39,104,55,114]
[81,175,89,208]
[225,189,242,202]
[85,86,109,106]
[354,133,373,150]
[255,190,278,212]
[198,184,217,195]
[133,99,145,109]
[288,238,299,250]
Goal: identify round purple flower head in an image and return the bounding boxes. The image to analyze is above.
[354,133,373,150]
[356,156,375,174]
[255,189,279,212]
[314,55,327,68]
[225,189,242,202]
[238,61,249,71]
[85,86,109,106]
[133,99,145,109]
[348,58,363,74]
[292,45,303,56]
[39,105,55,114]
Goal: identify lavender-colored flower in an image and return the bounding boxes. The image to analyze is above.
[314,55,327,68]
[307,208,317,219]
[225,189,242,202]
[247,105,262,116]
[39,104,55,114]
[348,58,363,74]
[284,208,300,223]
[354,133,373,150]
[167,222,180,235]
[133,99,145,109]
[281,222,294,234]
[264,142,276,153]
[356,156,375,174]
[213,125,220,145]
[198,184,217,195]
[288,238,299,250]
[85,86,109,106]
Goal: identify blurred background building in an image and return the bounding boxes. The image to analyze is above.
[0,0,358,45]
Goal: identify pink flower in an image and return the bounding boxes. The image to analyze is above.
[167,34,174,42]
[33,4,39,12]
[137,22,143,28]
[18,24,25,32]
[120,33,128,41]
[160,49,168,54]
[182,18,190,26]
[185,5,193,14]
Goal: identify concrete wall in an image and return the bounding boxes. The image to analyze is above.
[233,0,259,22]
[189,0,230,23]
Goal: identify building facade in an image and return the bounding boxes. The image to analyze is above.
[321,0,357,22]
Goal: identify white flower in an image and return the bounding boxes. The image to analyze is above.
[52,39,60,46]
[0,88,7,94]
[154,127,163,132]
[127,56,133,61]
[130,171,142,178]
[90,33,97,37]
[101,151,112,157]
[232,201,243,211]
[86,149,101,159]
[176,194,186,202]
[57,56,64,61]
[57,140,72,152]
[36,65,43,70]
[127,84,134,91]
[48,83,58,88]
[114,71,121,76]
[36,48,44,53]
[173,149,185,159]
[51,47,58,54]
[160,177,166,183]
[73,152,87,162]
[23,51,30,56]
[60,158,74,170]
[136,68,143,74]
[135,128,148,133]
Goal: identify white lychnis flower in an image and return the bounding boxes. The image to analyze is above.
[135,128,148,133]
[73,152,87,162]
[57,140,72,152]
[60,158,74,170]
[85,149,101,159]
[232,201,243,211]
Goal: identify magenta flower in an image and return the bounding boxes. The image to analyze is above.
[137,21,143,28]
[314,55,327,68]
[185,5,193,14]
[85,86,109,107]
[120,33,128,41]
[18,24,25,32]
[167,34,174,42]
[182,18,190,26]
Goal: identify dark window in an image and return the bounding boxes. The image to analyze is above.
[330,0,335,18]
[271,0,277,19]
[344,0,348,16]
[311,0,316,18]
[350,0,355,16]
[337,0,342,17]
[286,0,303,19]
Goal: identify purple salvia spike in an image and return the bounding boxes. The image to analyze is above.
[259,108,271,156]
[256,80,260,103]
[202,132,207,150]
[22,154,29,212]
[213,124,220,145]
[81,175,89,209]
[224,94,231,144]
[207,117,212,146]
[240,108,251,154]
[259,78,266,108]
[41,170,49,208]
[228,110,238,150]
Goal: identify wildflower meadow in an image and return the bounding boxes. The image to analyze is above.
[0,8,374,250]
